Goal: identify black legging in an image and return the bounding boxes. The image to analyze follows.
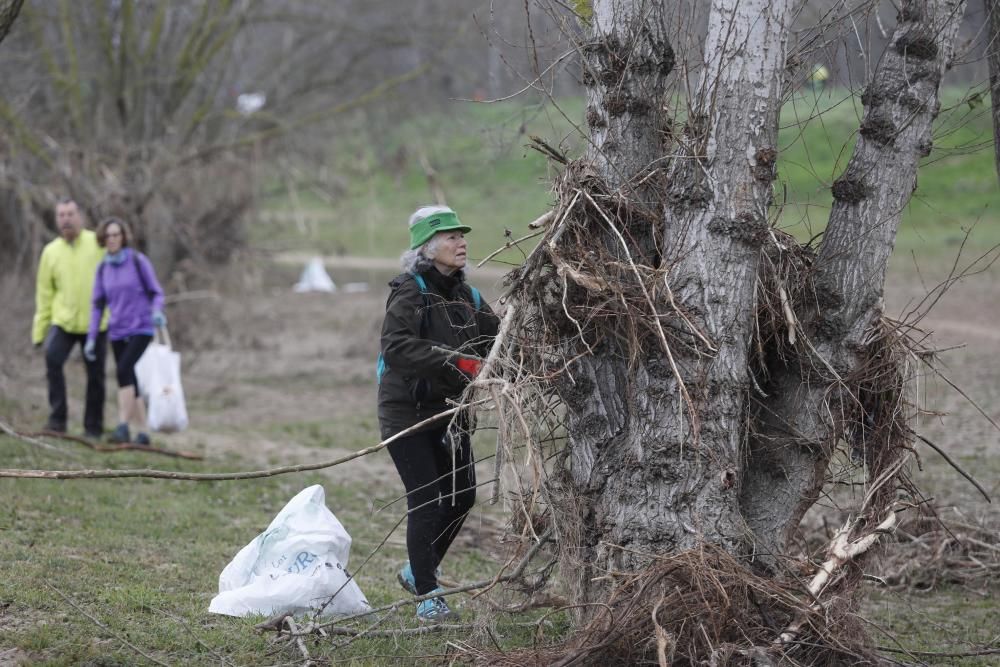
[387,424,476,595]
[110,335,152,389]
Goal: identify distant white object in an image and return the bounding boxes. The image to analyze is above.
[208,485,371,618]
[343,282,368,293]
[236,92,266,116]
[293,257,336,293]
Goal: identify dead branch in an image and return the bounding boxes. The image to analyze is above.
[0,400,487,481]
[777,511,898,646]
[23,429,204,460]
[914,433,991,502]
[0,418,79,458]
[283,616,314,667]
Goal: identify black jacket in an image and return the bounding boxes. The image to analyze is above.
[377,268,499,439]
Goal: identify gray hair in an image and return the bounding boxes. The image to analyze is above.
[400,205,458,274]
[400,233,446,274]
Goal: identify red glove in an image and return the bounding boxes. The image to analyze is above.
[456,357,482,378]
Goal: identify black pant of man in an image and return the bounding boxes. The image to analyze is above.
[44,326,107,436]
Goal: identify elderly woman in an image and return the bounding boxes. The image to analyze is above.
[377,205,499,621]
[84,218,166,445]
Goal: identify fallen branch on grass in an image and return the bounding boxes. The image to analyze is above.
[876,508,1000,590]
[0,399,487,481]
[283,616,315,667]
[0,419,79,458]
[24,429,204,460]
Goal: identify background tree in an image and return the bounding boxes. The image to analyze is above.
[0,0,570,277]
[988,0,1000,182]
[0,0,22,46]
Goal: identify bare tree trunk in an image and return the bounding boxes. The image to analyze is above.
[552,0,969,616]
[987,0,1000,184]
[0,0,23,47]
[557,0,793,612]
[742,0,968,562]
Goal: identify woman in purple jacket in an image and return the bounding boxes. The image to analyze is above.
[84,218,166,444]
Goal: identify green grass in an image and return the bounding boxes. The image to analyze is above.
[254,89,997,264]
[863,587,1000,666]
[3,429,991,664]
[255,98,580,264]
[0,435,559,665]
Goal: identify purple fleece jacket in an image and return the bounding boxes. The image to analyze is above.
[88,249,165,342]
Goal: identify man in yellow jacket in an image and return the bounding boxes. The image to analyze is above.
[32,199,108,437]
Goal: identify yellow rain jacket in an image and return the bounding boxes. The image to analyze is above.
[32,230,108,344]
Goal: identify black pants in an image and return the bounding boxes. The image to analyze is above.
[111,335,152,389]
[45,326,106,434]
[388,424,476,595]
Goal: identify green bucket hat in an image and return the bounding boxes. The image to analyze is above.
[408,208,472,249]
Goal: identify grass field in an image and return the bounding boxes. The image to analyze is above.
[253,88,998,265]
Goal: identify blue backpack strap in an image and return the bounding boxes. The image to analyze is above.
[411,273,428,292]
[470,286,481,310]
[376,353,387,383]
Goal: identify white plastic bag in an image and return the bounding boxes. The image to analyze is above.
[208,485,371,618]
[293,257,336,293]
[135,329,188,432]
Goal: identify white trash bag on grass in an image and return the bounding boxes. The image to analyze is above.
[134,327,188,432]
[209,485,371,617]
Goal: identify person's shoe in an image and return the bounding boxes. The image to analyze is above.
[397,562,417,594]
[43,420,67,433]
[134,432,151,446]
[397,562,443,595]
[84,429,103,440]
[109,423,130,444]
[416,589,458,623]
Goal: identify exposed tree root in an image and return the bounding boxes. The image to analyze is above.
[461,545,874,666]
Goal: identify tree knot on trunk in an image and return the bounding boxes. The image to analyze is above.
[707,214,768,247]
[859,113,899,146]
[582,28,675,79]
[831,174,871,203]
[894,30,939,60]
[585,105,607,129]
[753,147,778,182]
[603,92,652,118]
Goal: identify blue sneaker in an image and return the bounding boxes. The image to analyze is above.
[397,561,443,595]
[397,562,417,594]
[108,423,130,444]
[416,588,457,622]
